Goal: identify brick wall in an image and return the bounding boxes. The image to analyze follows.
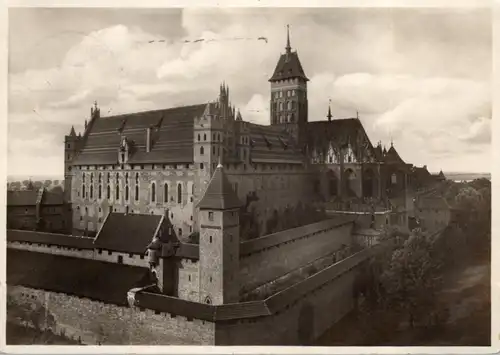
[177,259,200,301]
[7,241,94,259]
[239,222,353,292]
[7,285,215,345]
[7,242,149,268]
[215,267,355,345]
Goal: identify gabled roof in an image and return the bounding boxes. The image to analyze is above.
[307,118,376,160]
[269,51,309,82]
[42,190,64,205]
[72,104,207,166]
[7,249,152,306]
[197,164,242,210]
[7,190,38,206]
[384,145,405,164]
[7,188,64,207]
[94,213,164,254]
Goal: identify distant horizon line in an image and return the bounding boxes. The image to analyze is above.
[7,171,491,179]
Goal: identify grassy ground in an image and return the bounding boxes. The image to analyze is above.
[316,250,490,346]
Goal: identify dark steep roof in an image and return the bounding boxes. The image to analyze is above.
[7,249,152,306]
[7,230,95,249]
[72,104,207,166]
[94,213,164,254]
[307,118,376,160]
[269,51,308,82]
[42,190,64,205]
[248,123,304,164]
[7,190,38,206]
[384,145,405,164]
[197,164,242,210]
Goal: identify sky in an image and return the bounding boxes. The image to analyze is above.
[7,7,492,177]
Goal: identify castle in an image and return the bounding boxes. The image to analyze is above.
[7,28,434,345]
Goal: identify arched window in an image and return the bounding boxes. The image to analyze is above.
[213,133,216,141]
[212,146,215,155]
[391,173,397,184]
[125,185,129,201]
[107,185,110,199]
[82,184,86,199]
[197,134,200,141]
[82,173,86,183]
[205,296,212,304]
[287,101,292,110]
[90,185,94,199]
[135,185,139,201]
[116,184,120,200]
[98,185,102,199]
[151,182,156,202]
[200,146,204,155]
[279,102,284,111]
[203,134,207,141]
[164,183,169,203]
[177,183,182,204]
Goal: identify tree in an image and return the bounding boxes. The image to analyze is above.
[380,229,443,329]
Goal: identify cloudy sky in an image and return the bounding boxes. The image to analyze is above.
[8,7,491,177]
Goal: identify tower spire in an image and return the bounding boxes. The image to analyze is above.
[327,99,332,122]
[286,24,291,54]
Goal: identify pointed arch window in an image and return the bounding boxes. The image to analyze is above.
[82,184,86,199]
[135,185,139,201]
[200,146,204,155]
[177,183,182,204]
[90,185,94,199]
[98,184,102,199]
[107,185,110,199]
[125,185,129,201]
[151,182,156,203]
[164,183,169,203]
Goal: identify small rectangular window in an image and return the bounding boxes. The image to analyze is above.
[208,212,214,221]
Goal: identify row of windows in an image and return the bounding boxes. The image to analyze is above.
[197,132,223,142]
[273,100,296,112]
[80,182,192,204]
[273,90,296,99]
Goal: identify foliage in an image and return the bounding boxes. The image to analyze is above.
[380,229,443,328]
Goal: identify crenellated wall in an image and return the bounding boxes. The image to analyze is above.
[7,286,215,345]
[239,220,353,293]
[7,241,150,268]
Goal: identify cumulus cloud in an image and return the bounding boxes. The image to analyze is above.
[7,8,491,176]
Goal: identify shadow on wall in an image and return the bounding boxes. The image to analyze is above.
[298,302,315,345]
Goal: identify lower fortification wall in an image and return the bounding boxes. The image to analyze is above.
[239,221,353,292]
[216,266,355,345]
[7,286,215,345]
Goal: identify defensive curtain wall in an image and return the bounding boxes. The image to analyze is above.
[7,244,385,345]
[8,216,355,300]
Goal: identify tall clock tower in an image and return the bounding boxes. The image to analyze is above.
[269,25,309,146]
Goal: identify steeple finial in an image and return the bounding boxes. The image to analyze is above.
[327,99,332,122]
[286,24,291,54]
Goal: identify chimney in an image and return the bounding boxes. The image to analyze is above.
[146,127,151,153]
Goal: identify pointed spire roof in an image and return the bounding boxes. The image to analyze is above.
[197,163,242,210]
[286,24,291,54]
[69,125,76,136]
[384,144,405,164]
[327,100,332,122]
[269,26,308,82]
